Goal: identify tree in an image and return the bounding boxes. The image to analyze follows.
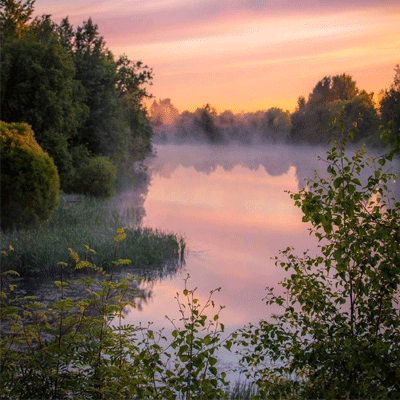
[1,3,154,192]
[260,108,291,142]
[195,104,222,143]
[0,14,87,183]
[238,135,400,398]
[59,18,153,162]
[0,0,35,40]
[380,64,400,149]
[115,55,153,161]
[149,98,179,126]
[291,74,378,144]
[308,74,359,106]
[0,122,60,230]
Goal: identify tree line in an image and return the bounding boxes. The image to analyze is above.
[0,0,153,194]
[150,70,400,146]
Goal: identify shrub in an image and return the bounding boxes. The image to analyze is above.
[237,136,400,399]
[74,156,117,198]
[0,240,230,399]
[0,121,60,231]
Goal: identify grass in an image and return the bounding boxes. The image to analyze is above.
[226,380,259,399]
[1,195,185,277]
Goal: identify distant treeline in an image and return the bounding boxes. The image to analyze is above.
[150,70,400,146]
[1,0,153,193]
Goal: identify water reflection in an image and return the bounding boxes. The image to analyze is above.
[121,143,399,332]
[108,165,150,227]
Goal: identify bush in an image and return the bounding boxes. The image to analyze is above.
[237,136,400,399]
[74,156,117,198]
[0,242,229,399]
[0,121,60,230]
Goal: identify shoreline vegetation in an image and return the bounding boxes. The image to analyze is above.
[1,137,399,399]
[1,1,400,398]
[0,195,185,278]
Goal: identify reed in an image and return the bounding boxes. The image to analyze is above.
[226,380,258,399]
[1,195,185,277]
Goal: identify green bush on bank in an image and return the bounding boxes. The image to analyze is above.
[73,156,117,198]
[0,121,60,231]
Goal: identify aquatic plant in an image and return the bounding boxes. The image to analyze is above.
[0,196,184,277]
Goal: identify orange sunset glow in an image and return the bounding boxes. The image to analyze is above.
[35,0,400,113]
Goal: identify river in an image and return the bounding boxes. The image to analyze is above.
[110,142,399,376]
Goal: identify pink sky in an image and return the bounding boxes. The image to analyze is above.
[35,0,400,113]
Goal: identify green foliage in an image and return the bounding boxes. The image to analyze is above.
[195,104,222,143]
[0,235,231,399]
[380,64,400,150]
[74,156,117,198]
[0,15,87,181]
[0,0,35,39]
[0,197,184,276]
[1,2,153,192]
[62,17,153,162]
[291,74,379,144]
[161,275,231,399]
[237,136,400,398]
[0,121,60,231]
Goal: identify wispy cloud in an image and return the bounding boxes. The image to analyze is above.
[35,0,400,112]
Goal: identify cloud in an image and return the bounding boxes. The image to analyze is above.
[35,0,400,112]
[38,0,397,47]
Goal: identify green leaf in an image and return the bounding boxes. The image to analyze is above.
[333,177,342,189]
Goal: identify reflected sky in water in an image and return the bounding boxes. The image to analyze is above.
[121,143,399,332]
[123,144,327,329]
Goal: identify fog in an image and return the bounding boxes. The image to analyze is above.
[147,142,399,191]
[150,100,292,145]
[112,143,399,331]
[111,142,400,231]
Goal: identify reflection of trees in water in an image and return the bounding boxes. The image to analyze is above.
[149,144,311,185]
[10,160,188,315]
[15,257,186,314]
[108,163,151,227]
[14,272,152,314]
[148,144,400,197]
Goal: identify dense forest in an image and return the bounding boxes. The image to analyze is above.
[1,0,153,194]
[150,70,400,147]
[2,0,399,197]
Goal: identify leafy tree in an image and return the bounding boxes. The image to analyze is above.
[260,107,291,142]
[237,135,400,398]
[0,122,60,230]
[0,14,87,183]
[74,156,117,198]
[115,55,153,162]
[195,104,222,143]
[1,2,153,193]
[61,18,153,161]
[291,74,378,144]
[149,98,180,126]
[380,64,400,149]
[0,0,35,40]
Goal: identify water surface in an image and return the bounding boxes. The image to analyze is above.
[121,144,330,329]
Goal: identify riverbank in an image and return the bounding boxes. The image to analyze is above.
[0,195,185,277]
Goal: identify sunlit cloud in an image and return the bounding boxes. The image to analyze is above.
[35,0,400,111]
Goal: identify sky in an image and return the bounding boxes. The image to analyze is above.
[34,0,400,113]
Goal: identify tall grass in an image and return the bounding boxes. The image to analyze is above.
[1,195,185,277]
[226,380,259,399]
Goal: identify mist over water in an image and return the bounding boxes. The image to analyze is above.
[119,143,400,335]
